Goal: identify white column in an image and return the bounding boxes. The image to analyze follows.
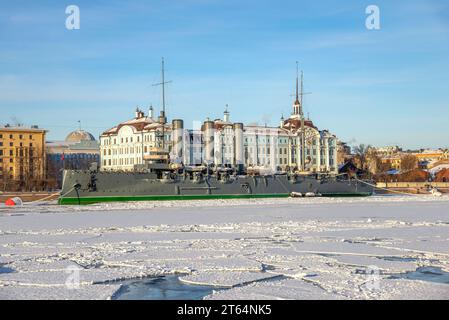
[332,139,338,173]
[203,121,215,165]
[214,131,221,166]
[182,130,189,165]
[234,124,244,167]
[253,134,258,166]
[296,135,301,170]
[287,137,292,167]
[270,131,276,173]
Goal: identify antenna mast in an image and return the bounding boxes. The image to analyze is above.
[162,58,166,116]
[300,69,305,172]
[152,57,172,150]
[161,58,166,150]
[300,71,304,115]
[296,61,299,103]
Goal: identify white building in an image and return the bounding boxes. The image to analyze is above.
[100,79,338,173]
[180,104,338,173]
[100,108,172,171]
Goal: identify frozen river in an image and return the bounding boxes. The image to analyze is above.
[1,195,449,299]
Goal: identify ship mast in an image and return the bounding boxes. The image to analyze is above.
[153,57,172,150]
[300,70,305,172]
[296,62,300,107]
[296,64,311,172]
[161,58,166,150]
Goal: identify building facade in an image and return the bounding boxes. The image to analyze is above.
[46,129,100,188]
[413,149,447,162]
[100,97,339,174]
[100,108,173,171]
[0,125,47,191]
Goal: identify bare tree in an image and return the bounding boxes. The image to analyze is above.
[400,154,418,172]
[45,156,60,190]
[353,144,372,171]
[400,169,428,182]
[378,161,392,173]
[1,165,15,191]
[16,144,46,192]
[0,163,8,191]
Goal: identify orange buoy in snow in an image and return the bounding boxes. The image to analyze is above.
[5,197,23,206]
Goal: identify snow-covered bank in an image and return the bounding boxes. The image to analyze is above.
[1,196,449,299]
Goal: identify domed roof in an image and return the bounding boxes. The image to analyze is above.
[65,130,96,142]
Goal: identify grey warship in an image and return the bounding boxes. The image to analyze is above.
[59,60,373,205]
[59,167,372,205]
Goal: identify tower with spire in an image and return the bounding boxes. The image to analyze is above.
[223,104,230,123]
[293,61,302,117]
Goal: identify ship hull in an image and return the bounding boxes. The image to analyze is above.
[58,170,373,205]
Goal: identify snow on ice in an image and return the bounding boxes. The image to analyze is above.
[1,195,449,299]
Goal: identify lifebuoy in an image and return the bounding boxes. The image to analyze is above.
[5,197,23,206]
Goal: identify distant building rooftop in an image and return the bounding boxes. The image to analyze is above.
[0,124,47,133]
[45,128,99,155]
[65,129,96,142]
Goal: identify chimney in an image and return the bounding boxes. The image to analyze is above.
[135,107,144,119]
[158,111,167,124]
[148,105,154,120]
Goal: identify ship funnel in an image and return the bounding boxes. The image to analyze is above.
[202,120,215,165]
[172,119,184,161]
[233,123,244,173]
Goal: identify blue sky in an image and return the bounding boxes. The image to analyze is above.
[0,0,448,149]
